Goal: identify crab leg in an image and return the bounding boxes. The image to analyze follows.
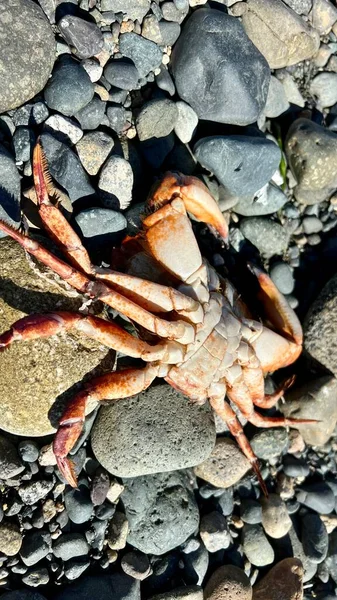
[54,364,160,487]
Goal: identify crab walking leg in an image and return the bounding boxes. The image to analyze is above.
[243,365,296,409]
[54,364,160,487]
[0,220,195,344]
[0,312,184,363]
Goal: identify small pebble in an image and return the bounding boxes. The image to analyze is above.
[0,523,22,556]
[19,480,54,506]
[106,511,129,550]
[200,511,231,553]
[121,551,152,580]
[270,262,295,294]
[53,533,90,561]
[297,482,335,514]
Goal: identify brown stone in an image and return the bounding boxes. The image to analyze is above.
[253,558,303,600]
[0,523,22,556]
[205,565,252,600]
[261,494,292,538]
[194,437,251,488]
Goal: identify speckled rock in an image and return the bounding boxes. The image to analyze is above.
[194,437,251,488]
[240,218,289,258]
[0,0,55,112]
[0,523,22,556]
[0,435,24,479]
[253,558,303,600]
[250,428,288,459]
[204,565,252,600]
[91,384,215,477]
[98,155,133,210]
[0,238,115,436]
[260,494,292,538]
[76,131,114,176]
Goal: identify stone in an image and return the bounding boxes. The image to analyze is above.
[173,101,198,144]
[107,106,130,135]
[270,262,295,294]
[0,144,21,237]
[65,484,94,524]
[107,511,129,550]
[119,33,162,78]
[159,21,181,45]
[194,437,251,488]
[200,512,231,552]
[302,216,323,234]
[282,456,310,478]
[121,470,199,555]
[74,96,106,130]
[100,0,150,21]
[251,428,288,459]
[242,524,274,567]
[260,494,292,538]
[98,155,134,210]
[104,59,140,91]
[204,565,252,600]
[234,184,288,217]
[171,8,270,125]
[81,58,103,83]
[0,238,115,436]
[156,67,176,97]
[58,15,104,59]
[0,0,55,113]
[281,375,337,446]
[183,543,209,587]
[75,208,127,248]
[54,574,140,600]
[91,384,215,477]
[64,560,90,581]
[324,530,337,583]
[44,56,94,117]
[20,531,52,566]
[241,0,319,69]
[301,513,328,563]
[18,441,39,463]
[263,76,290,118]
[297,482,335,514]
[76,131,114,176]
[22,568,49,587]
[240,499,262,524]
[253,558,303,600]
[121,551,152,580]
[151,589,203,600]
[310,73,337,110]
[44,115,83,145]
[18,480,54,505]
[136,99,178,142]
[53,534,90,561]
[283,0,312,13]
[0,523,22,556]
[13,127,35,163]
[240,218,289,258]
[162,1,189,23]
[312,0,337,34]
[278,71,305,107]
[0,435,24,479]
[194,136,281,197]
[285,118,337,205]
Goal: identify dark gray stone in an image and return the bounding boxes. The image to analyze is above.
[234,184,288,216]
[0,144,21,238]
[171,9,270,125]
[85,519,109,551]
[194,136,280,197]
[64,484,94,524]
[122,471,200,555]
[250,428,289,460]
[240,499,262,524]
[20,531,52,566]
[240,218,289,258]
[75,208,127,247]
[301,513,328,563]
[0,0,55,113]
[13,102,49,127]
[40,133,94,201]
[121,551,151,580]
[282,456,310,478]
[54,574,140,600]
[53,533,90,561]
[119,33,163,78]
[183,543,209,586]
[13,127,35,163]
[0,434,24,479]
[74,96,106,130]
[58,15,104,59]
[269,262,295,295]
[136,99,178,141]
[140,133,175,169]
[297,483,335,514]
[104,60,140,91]
[44,57,94,117]
[91,384,215,477]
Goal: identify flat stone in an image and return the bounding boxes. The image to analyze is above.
[253,558,303,600]
[0,434,24,479]
[240,218,289,258]
[194,437,251,488]
[0,523,22,556]
[44,56,94,118]
[0,0,55,112]
[174,101,198,144]
[76,131,114,176]
[204,565,252,600]
[91,384,215,477]
[58,15,104,59]
[75,208,127,247]
[44,114,83,145]
[98,155,133,210]
[171,8,270,125]
[136,99,178,142]
[119,33,162,78]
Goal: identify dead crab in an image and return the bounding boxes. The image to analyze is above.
[0,142,313,493]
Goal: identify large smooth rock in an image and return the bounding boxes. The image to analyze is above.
[0,238,115,436]
[0,0,55,112]
[253,558,303,600]
[122,471,200,555]
[44,56,94,117]
[91,384,216,477]
[171,9,270,125]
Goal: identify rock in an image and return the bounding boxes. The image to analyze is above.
[310,73,337,110]
[20,531,52,566]
[194,437,250,488]
[301,513,328,563]
[285,119,337,205]
[241,0,319,69]
[13,102,49,127]
[54,574,140,600]
[98,155,133,210]
[200,511,231,552]
[278,71,305,107]
[281,375,337,446]
[282,456,310,478]
[260,494,292,538]
[0,144,21,237]
[174,101,198,144]
[0,435,24,479]
[0,238,115,437]
[302,216,323,234]
[121,551,152,580]
[0,0,55,113]
[263,76,290,118]
[104,59,140,91]
[74,96,106,130]
[13,127,35,163]
[297,482,335,514]
[242,524,274,567]
[81,58,103,83]
[162,1,189,23]
[75,208,127,249]
[64,560,90,581]
[240,218,289,258]
[204,565,252,600]
[240,499,262,524]
[324,530,337,583]
[44,56,94,117]
[106,480,124,504]
[253,558,303,600]
[91,384,215,477]
[282,0,312,14]
[44,115,83,145]
[107,106,130,135]
[53,533,90,561]
[40,133,94,201]
[100,0,150,21]
[119,33,162,78]
[194,136,280,197]
[171,9,270,125]
[183,543,209,587]
[22,568,49,587]
[156,67,176,97]
[76,131,114,176]
[136,99,178,142]
[19,480,53,505]
[107,511,129,550]
[58,15,104,59]
[312,0,337,34]
[159,21,181,45]
[0,593,47,600]
[234,184,288,217]
[151,588,203,600]
[250,428,288,460]
[65,484,94,524]
[270,262,295,294]
[18,441,39,463]
[121,471,199,555]
[0,523,22,556]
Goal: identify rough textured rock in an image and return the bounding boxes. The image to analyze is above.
[98,155,133,210]
[0,238,115,436]
[91,384,215,477]
[135,99,178,141]
[194,437,251,488]
[0,523,22,556]
[0,435,24,479]
[0,0,55,112]
[241,0,319,69]
[250,428,289,459]
[253,558,303,600]
[240,218,289,258]
[122,471,200,555]
[204,565,252,600]
[285,119,337,205]
[76,131,114,176]
[171,8,270,125]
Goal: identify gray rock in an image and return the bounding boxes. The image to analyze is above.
[217,488,234,517]
[301,513,328,563]
[104,60,140,91]
[297,483,335,514]
[310,73,337,110]
[194,136,280,197]
[0,144,21,238]
[302,216,323,234]
[13,102,49,127]
[159,21,181,45]
[64,559,90,581]
[13,127,34,163]
[233,184,288,217]
[288,526,317,582]
[65,485,94,524]
[20,531,52,566]
[0,0,55,113]
[270,262,294,294]
[200,512,231,552]
[44,56,94,117]
[44,114,83,145]
[53,533,90,561]
[100,0,150,21]
[242,524,274,567]
[125,202,145,235]
[250,428,288,460]
[122,470,200,555]
[91,384,215,477]
[40,133,94,201]
[121,551,152,580]
[194,437,250,488]
[162,1,189,23]
[54,574,140,600]
[119,33,162,78]
[19,480,54,505]
[75,208,126,247]
[174,101,198,144]
[156,67,176,97]
[76,131,114,176]
[263,76,290,118]
[260,493,292,538]
[171,9,270,125]
[107,105,130,135]
[240,499,262,524]
[282,0,312,14]
[58,15,104,59]
[282,456,310,478]
[0,434,24,479]
[22,568,49,587]
[136,99,178,142]
[18,441,39,463]
[240,218,289,257]
[74,96,106,130]
[98,155,133,210]
[183,543,209,586]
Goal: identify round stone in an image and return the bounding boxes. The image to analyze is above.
[234,184,288,217]
[91,384,216,477]
[270,262,294,294]
[194,437,251,488]
[0,523,22,556]
[44,56,94,117]
[0,0,55,113]
[253,558,303,600]
[240,218,289,258]
[250,429,289,459]
[242,524,274,567]
[104,59,140,91]
[261,493,292,538]
[204,565,252,600]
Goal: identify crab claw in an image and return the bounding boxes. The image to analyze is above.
[148,172,229,244]
[56,456,78,489]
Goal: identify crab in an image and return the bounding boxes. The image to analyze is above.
[0,141,314,493]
